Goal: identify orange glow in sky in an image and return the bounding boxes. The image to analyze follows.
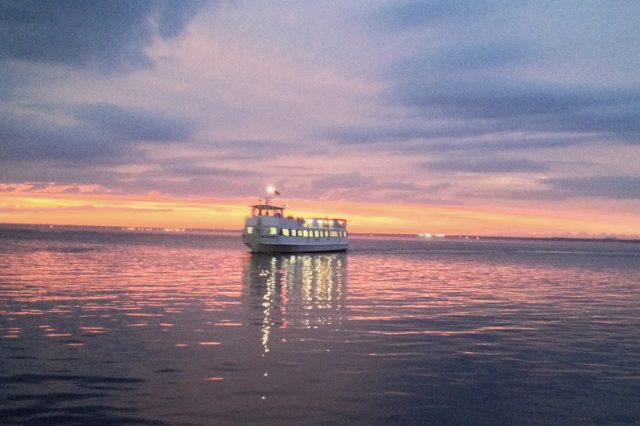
[1,191,638,238]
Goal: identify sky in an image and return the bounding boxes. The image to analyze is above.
[1,0,639,237]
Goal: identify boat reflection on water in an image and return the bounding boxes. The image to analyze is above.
[242,252,347,353]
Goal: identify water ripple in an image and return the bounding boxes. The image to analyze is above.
[1,230,639,424]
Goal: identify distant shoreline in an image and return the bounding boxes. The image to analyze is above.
[1,223,638,243]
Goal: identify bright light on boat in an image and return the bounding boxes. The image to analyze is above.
[266,186,276,194]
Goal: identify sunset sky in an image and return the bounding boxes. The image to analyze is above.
[1,1,639,237]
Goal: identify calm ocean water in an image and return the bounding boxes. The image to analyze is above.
[1,228,639,425]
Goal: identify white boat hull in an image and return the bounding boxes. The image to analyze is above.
[243,240,347,254]
[242,202,348,254]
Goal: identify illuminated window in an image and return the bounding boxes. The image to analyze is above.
[303,230,308,237]
[282,228,290,236]
[291,229,297,237]
[246,226,253,234]
[314,230,319,238]
[269,227,277,235]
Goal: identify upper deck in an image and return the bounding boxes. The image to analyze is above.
[250,204,284,217]
[249,204,347,228]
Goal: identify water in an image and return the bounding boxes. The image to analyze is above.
[1,228,639,425]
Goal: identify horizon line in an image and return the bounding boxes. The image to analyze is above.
[2,222,638,243]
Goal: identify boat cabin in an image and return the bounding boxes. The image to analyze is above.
[250,204,284,217]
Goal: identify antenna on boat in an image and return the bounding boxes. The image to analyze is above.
[265,186,280,206]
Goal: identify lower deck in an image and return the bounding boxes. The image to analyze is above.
[242,221,348,253]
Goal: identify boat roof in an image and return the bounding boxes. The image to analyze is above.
[249,203,347,225]
[250,204,284,210]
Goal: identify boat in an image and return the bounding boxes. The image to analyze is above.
[242,189,348,253]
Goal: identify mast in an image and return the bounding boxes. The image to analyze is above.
[264,185,280,206]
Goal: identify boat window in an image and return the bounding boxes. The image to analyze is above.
[269,227,277,235]
[291,229,297,237]
[303,230,309,237]
[246,226,253,234]
[282,228,290,236]
[313,230,319,238]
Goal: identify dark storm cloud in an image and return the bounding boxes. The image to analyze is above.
[546,176,640,200]
[428,158,548,173]
[75,103,195,142]
[0,0,208,70]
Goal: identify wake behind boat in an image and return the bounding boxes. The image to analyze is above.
[242,188,348,253]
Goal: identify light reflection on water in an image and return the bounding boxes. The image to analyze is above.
[1,229,640,424]
[244,253,346,354]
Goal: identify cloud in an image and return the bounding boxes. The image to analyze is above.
[75,103,195,142]
[0,0,208,71]
[464,175,640,201]
[387,39,640,144]
[216,139,291,160]
[375,0,493,31]
[396,79,638,123]
[428,158,548,173]
[429,40,537,71]
[308,172,455,205]
[546,176,640,200]
[326,34,638,158]
[0,112,117,162]
[312,172,368,190]
[0,103,194,165]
